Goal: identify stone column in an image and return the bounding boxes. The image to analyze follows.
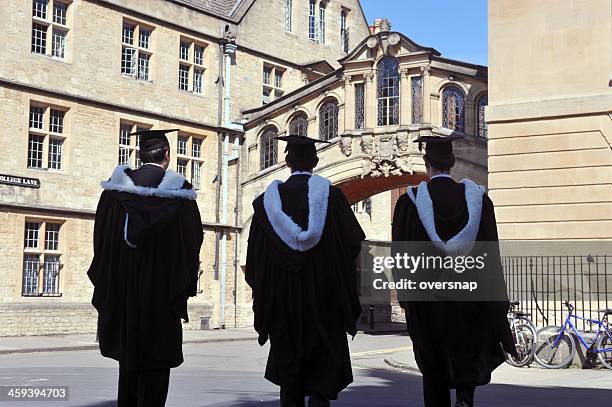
[421,65,432,126]
[400,67,410,126]
[343,74,355,131]
[365,70,376,128]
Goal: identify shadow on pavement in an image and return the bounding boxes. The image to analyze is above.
[203,367,612,407]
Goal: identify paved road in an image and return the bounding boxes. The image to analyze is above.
[0,332,610,406]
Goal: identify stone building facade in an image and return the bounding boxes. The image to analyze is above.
[488,0,612,240]
[0,0,370,336]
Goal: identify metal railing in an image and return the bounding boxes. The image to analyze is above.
[502,255,611,331]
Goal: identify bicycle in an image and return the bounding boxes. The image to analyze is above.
[505,301,537,367]
[534,301,612,369]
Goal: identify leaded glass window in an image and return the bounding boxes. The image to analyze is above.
[319,100,338,141]
[411,76,423,124]
[43,254,60,295]
[48,138,63,170]
[177,159,187,176]
[23,254,40,296]
[318,2,326,44]
[28,135,44,168]
[25,222,41,248]
[355,83,365,129]
[33,0,48,19]
[260,127,278,170]
[31,23,47,54]
[289,113,308,137]
[30,106,44,129]
[308,0,317,41]
[285,0,292,32]
[377,57,400,126]
[477,95,488,138]
[45,223,60,250]
[442,86,465,132]
[341,9,349,53]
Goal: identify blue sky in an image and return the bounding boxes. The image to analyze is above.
[360,0,488,66]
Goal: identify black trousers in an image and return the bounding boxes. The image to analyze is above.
[280,386,330,407]
[118,365,171,407]
[422,373,475,407]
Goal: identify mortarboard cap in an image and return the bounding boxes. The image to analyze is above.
[414,134,464,155]
[275,135,331,158]
[129,128,178,152]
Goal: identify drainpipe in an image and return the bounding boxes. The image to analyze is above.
[219,43,238,329]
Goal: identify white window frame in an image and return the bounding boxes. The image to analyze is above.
[175,133,205,189]
[31,0,71,60]
[178,38,207,94]
[262,63,285,105]
[121,19,153,81]
[28,103,68,171]
[118,122,150,167]
[22,219,64,297]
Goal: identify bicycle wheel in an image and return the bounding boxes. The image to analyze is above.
[505,323,536,367]
[596,331,612,370]
[534,326,576,368]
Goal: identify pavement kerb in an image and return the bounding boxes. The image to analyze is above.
[0,336,257,356]
[384,356,421,374]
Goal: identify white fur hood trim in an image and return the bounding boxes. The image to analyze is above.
[101,165,197,200]
[263,174,331,252]
[407,179,485,256]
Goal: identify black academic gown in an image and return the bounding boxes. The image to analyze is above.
[87,165,203,371]
[245,174,365,400]
[392,177,515,388]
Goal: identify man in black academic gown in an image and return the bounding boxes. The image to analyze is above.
[245,135,365,407]
[87,129,203,407]
[392,135,516,407]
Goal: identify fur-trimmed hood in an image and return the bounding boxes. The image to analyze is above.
[101,165,197,200]
[263,174,331,252]
[407,178,486,256]
[101,165,197,248]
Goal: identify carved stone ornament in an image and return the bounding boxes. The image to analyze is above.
[366,36,378,49]
[342,74,352,86]
[360,134,374,155]
[340,136,352,157]
[379,19,392,32]
[364,70,376,83]
[388,33,400,46]
[360,133,414,178]
[420,65,431,76]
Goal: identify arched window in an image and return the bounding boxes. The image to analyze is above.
[319,100,338,141]
[259,127,278,170]
[477,95,488,138]
[442,86,465,132]
[288,113,308,137]
[377,57,400,126]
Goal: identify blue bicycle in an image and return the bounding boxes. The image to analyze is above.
[534,302,612,369]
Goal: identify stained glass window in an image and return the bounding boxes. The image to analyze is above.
[411,76,423,124]
[319,100,338,141]
[442,86,465,132]
[477,95,488,138]
[355,83,365,129]
[260,127,278,170]
[377,57,400,126]
[289,113,308,137]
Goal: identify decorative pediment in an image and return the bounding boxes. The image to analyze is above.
[339,31,440,66]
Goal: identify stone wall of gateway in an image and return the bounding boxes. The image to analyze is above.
[488,0,612,240]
